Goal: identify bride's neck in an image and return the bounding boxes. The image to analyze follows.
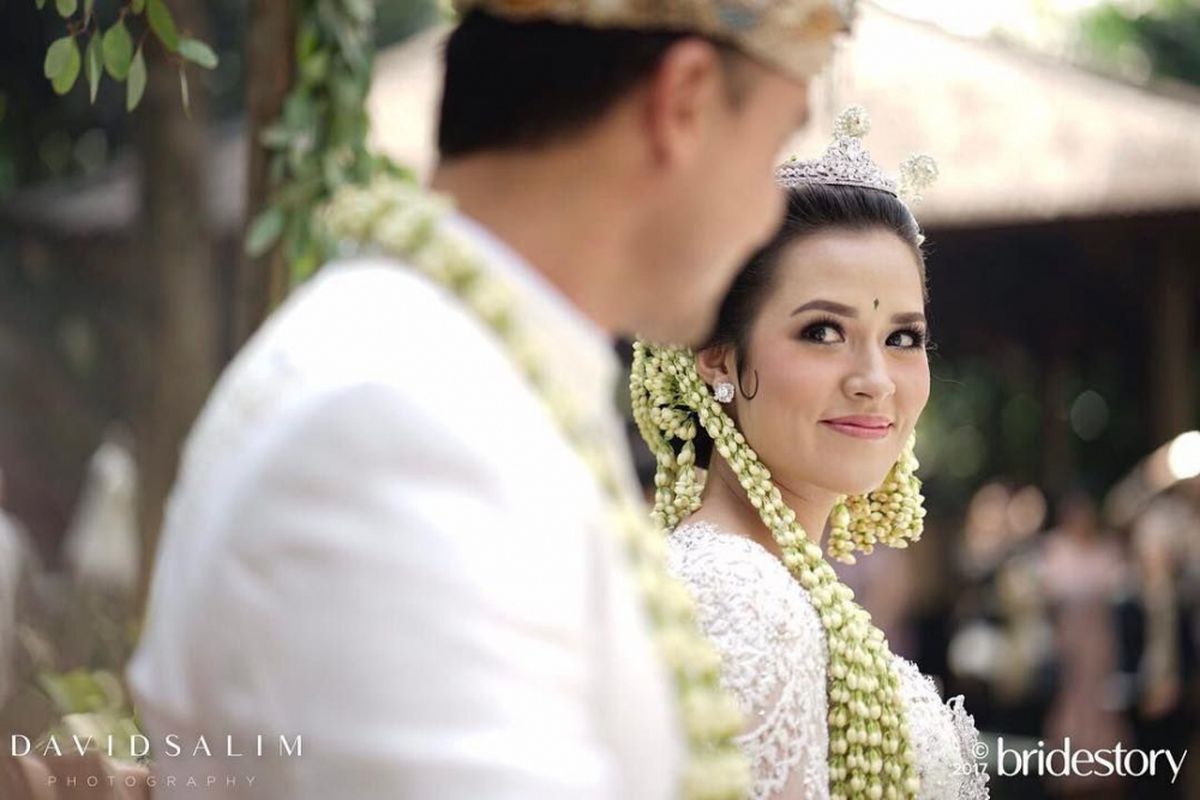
[690,455,836,558]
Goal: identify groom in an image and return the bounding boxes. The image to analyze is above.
[128,1,846,797]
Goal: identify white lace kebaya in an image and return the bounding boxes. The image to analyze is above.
[668,522,991,800]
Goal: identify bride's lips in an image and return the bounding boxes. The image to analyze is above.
[820,415,894,440]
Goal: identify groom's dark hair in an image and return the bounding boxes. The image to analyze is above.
[438,10,748,158]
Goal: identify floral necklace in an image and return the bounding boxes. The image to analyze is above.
[321,178,752,800]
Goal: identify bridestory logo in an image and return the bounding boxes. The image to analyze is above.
[10,733,303,760]
[991,737,1187,785]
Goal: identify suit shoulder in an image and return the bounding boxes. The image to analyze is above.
[272,257,503,371]
[178,256,542,487]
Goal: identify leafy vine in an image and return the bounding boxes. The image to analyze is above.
[36,0,218,113]
[245,0,411,285]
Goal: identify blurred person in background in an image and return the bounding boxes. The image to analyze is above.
[950,483,1057,745]
[61,424,140,597]
[1112,488,1198,798]
[0,469,41,715]
[1038,490,1129,798]
[0,468,21,706]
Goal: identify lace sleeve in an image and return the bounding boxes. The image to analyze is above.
[946,695,990,799]
[667,524,830,800]
[892,659,991,800]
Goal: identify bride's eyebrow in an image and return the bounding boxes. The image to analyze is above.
[891,312,926,325]
[790,301,926,325]
[790,299,856,317]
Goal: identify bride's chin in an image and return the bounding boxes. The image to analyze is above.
[820,467,895,498]
[810,446,904,496]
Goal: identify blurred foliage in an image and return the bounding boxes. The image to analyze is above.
[2,573,143,757]
[33,0,219,114]
[917,351,1140,509]
[1080,0,1200,86]
[36,668,144,760]
[0,0,245,194]
[245,0,415,284]
[375,0,444,44]
[0,0,437,196]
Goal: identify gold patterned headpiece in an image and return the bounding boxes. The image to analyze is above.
[777,105,939,203]
[452,0,853,82]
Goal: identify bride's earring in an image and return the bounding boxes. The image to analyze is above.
[713,381,735,404]
[827,433,927,564]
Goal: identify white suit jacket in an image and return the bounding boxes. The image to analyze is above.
[127,213,683,798]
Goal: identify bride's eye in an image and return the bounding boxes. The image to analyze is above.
[887,327,927,349]
[799,318,846,344]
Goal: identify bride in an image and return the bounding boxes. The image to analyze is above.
[631,107,990,800]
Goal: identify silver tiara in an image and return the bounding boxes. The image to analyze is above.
[776,106,939,203]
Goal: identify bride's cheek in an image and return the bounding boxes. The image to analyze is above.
[898,364,932,417]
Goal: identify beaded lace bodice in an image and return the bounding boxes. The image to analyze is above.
[667,522,990,800]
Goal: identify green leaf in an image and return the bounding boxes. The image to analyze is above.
[45,37,81,95]
[44,36,75,79]
[131,0,145,12]
[146,0,179,52]
[102,21,133,80]
[245,205,286,257]
[53,56,80,95]
[126,47,146,111]
[55,0,77,17]
[178,37,218,69]
[83,0,93,20]
[36,670,107,715]
[299,49,329,82]
[258,123,292,148]
[179,67,189,117]
[36,0,47,11]
[84,33,101,103]
[342,0,374,26]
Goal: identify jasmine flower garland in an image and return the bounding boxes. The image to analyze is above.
[827,442,925,566]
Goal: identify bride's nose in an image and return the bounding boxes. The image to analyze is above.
[842,344,895,401]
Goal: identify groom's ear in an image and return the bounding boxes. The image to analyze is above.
[641,39,733,169]
[695,344,736,388]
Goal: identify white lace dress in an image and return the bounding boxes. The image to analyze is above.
[668,521,990,800]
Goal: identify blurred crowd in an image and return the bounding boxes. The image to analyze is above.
[843,474,1200,799]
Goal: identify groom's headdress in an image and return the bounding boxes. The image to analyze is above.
[452,0,854,81]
